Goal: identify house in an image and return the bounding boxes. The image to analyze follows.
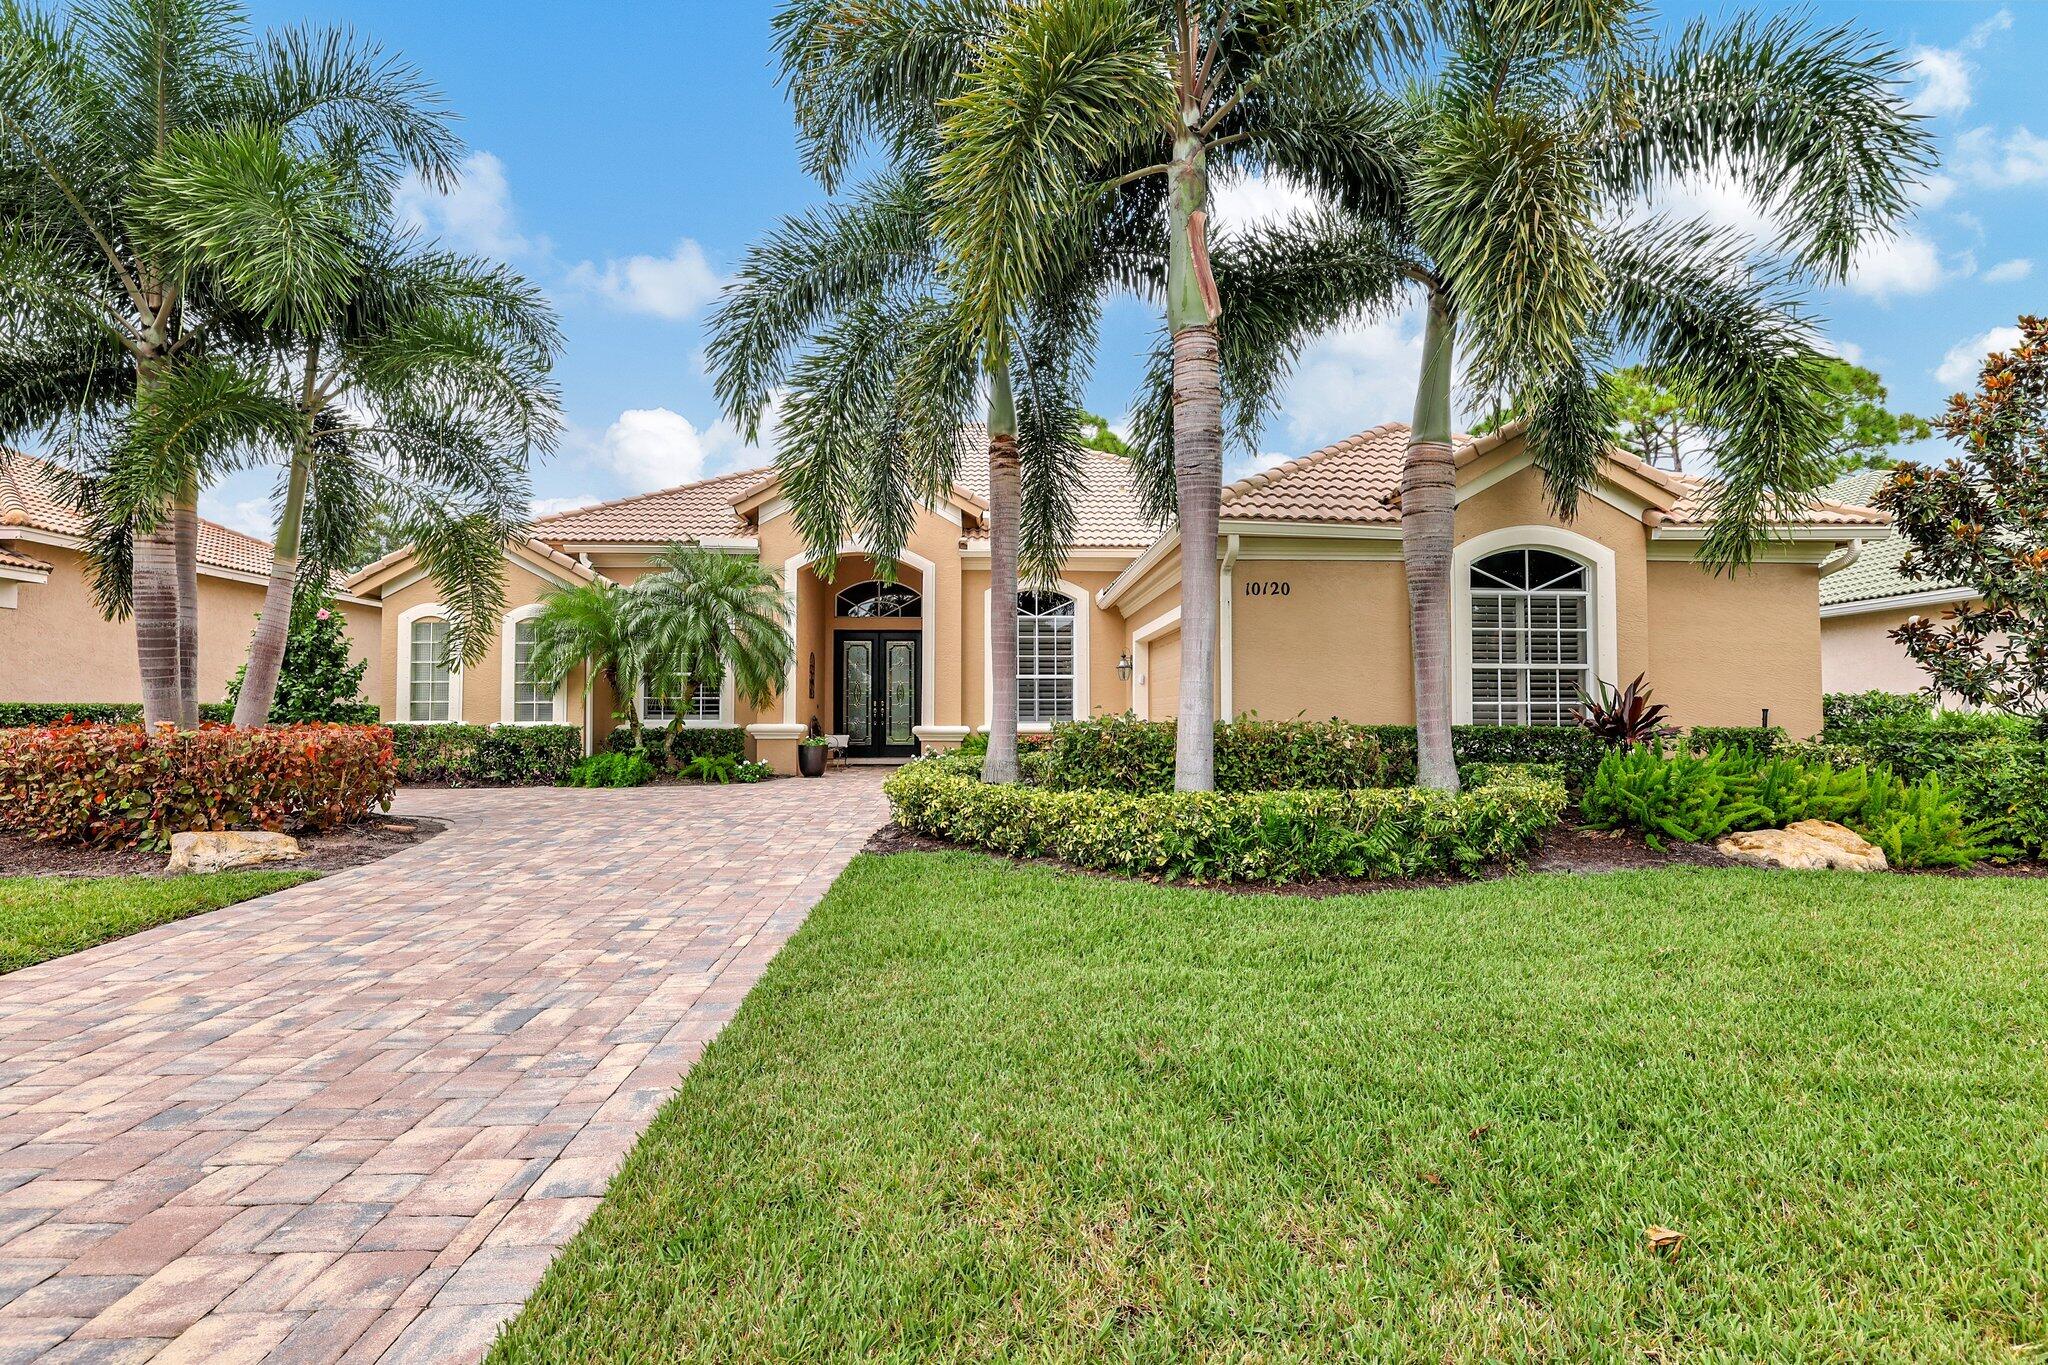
[0,449,380,707]
[1817,470,1977,698]
[343,420,1888,772]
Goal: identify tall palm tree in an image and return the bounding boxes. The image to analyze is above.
[717,1,1105,785]
[0,0,458,727]
[137,133,565,727]
[934,0,1428,790]
[630,545,794,721]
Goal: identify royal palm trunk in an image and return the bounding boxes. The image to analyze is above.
[129,360,183,730]
[1167,130,1222,792]
[1402,291,1459,791]
[982,365,1022,785]
[172,476,201,729]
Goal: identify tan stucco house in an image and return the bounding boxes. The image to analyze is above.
[1818,470,1977,697]
[0,449,379,707]
[344,420,1887,773]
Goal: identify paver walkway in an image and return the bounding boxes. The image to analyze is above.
[0,771,891,1363]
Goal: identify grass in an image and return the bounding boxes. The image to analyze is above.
[495,854,2048,1362]
[0,871,317,973]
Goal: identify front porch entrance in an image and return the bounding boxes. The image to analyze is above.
[835,630,919,759]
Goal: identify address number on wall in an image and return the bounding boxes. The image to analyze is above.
[1241,580,1291,597]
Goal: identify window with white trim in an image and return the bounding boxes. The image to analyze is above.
[835,581,921,617]
[408,617,452,721]
[1016,590,1076,724]
[641,675,721,725]
[510,619,553,722]
[1469,548,1591,726]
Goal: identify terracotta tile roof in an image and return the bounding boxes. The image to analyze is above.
[528,465,769,542]
[0,544,50,574]
[1218,422,1890,531]
[2,448,281,578]
[952,425,1166,548]
[1818,470,1967,607]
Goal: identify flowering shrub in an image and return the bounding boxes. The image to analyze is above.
[0,723,396,849]
[885,754,1565,883]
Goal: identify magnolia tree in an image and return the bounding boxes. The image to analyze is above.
[1879,315,2048,720]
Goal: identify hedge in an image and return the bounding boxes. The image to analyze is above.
[390,724,583,786]
[602,725,747,773]
[1033,715,1608,792]
[0,701,378,728]
[886,754,1567,883]
[0,723,394,849]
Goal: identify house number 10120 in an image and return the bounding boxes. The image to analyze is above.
[1242,581,1291,597]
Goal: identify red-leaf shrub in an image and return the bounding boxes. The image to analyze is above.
[0,723,397,849]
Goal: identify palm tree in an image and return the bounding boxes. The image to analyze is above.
[147,141,564,726]
[716,1,1104,785]
[0,0,458,727]
[933,0,1428,790]
[629,545,794,721]
[525,580,646,746]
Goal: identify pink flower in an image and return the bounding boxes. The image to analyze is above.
[316,608,331,620]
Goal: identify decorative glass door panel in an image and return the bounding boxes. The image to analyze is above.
[835,631,919,758]
[841,640,872,747]
[884,640,915,746]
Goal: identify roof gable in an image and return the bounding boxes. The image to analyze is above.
[2,448,281,578]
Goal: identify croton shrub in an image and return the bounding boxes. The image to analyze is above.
[886,753,1566,883]
[0,723,396,849]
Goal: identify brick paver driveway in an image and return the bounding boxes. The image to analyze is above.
[0,771,891,1363]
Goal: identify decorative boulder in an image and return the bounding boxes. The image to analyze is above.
[1716,821,1887,872]
[167,830,305,874]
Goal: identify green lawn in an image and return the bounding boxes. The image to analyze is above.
[0,871,316,973]
[496,854,2048,1363]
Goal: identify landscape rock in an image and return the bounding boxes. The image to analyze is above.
[167,830,304,874]
[1715,821,1887,872]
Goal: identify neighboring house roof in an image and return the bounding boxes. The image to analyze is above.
[529,466,770,543]
[0,448,281,579]
[1818,470,1972,610]
[1218,421,1890,531]
[952,424,1165,548]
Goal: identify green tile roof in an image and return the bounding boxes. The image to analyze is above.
[1818,471,1969,608]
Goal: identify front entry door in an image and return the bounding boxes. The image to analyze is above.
[835,631,919,758]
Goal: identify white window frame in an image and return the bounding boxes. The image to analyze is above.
[981,580,1091,730]
[396,602,462,723]
[637,667,733,729]
[1452,526,1619,725]
[499,602,567,725]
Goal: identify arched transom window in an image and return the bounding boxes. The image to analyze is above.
[835,581,921,618]
[1469,548,1591,726]
[1017,590,1076,724]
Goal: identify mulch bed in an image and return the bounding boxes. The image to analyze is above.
[0,816,446,879]
[864,821,2045,898]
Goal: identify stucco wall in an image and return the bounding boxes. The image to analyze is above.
[372,550,584,728]
[1649,559,1824,734]
[0,543,377,707]
[1821,604,1956,697]
[1230,558,1411,722]
[1145,627,1181,720]
[961,564,1126,728]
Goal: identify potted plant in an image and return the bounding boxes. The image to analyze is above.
[798,735,831,778]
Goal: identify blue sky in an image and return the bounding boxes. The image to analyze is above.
[206,0,2046,534]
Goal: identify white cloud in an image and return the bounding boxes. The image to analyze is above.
[1819,336,1866,366]
[1910,46,1973,116]
[571,397,780,496]
[202,495,273,540]
[395,151,538,259]
[1983,257,2033,285]
[1846,231,1949,300]
[1209,170,1326,231]
[1915,172,1959,211]
[1969,8,2015,48]
[565,240,724,321]
[1956,125,2048,187]
[1936,325,2024,387]
[531,494,601,519]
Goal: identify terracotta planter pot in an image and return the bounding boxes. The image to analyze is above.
[798,744,829,778]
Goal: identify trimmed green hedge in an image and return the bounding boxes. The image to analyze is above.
[390,724,583,786]
[1034,715,1607,793]
[0,701,378,728]
[602,725,747,773]
[886,753,1566,883]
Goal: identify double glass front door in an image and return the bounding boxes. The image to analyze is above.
[836,631,919,758]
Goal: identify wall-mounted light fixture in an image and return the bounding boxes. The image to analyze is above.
[1116,652,1133,682]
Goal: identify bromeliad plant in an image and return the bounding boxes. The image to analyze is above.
[1576,674,1675,748]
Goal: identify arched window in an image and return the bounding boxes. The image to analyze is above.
[835,581,921,618]
[1017,590,1076,723]
[510,618,552,722]
[1469,548,1590,726]
[408,617,453,721]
